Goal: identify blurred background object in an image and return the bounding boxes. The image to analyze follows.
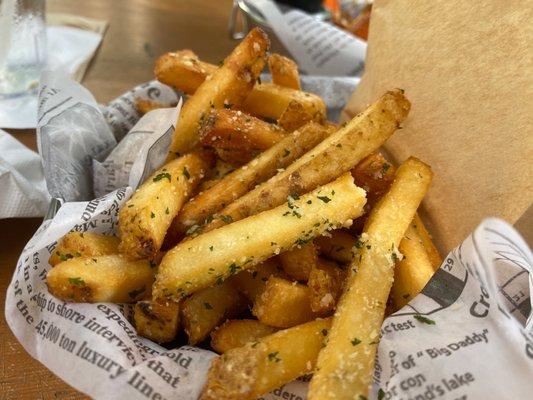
[0,0,47,98]
[230,0,371,44]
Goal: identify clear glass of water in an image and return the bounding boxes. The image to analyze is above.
[0,0,47,99]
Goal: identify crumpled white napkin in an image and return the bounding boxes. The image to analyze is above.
[0,129,49,218]
[0,25,103,129]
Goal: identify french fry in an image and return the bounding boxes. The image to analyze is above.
[277,100,323,132]
[200,318,331,400]
[135,98,173,115]
[118,152,212,259]
[210,319,278,353]
[315,230,356,265]
[278,242,318,281]
[134,299,180,343]
[309,157,433,400]
[351,152,396,204]
[173,122,331,236]
[154,50,217,95]
[230,258,283,301]
[268,53,301,90]
[199,109,286,152]
[308,258,345,314]
[203,89,409,232]
[391,222,436,309]
[242,82,326,121]
[351,154,440,263]
[167,28,270,159]
[153,173,366,301]
[155,50,324,121]
[49,232,119,266]
[412,213,442,270]
[252,276,321,328]
[46,255,154,303]
[181,281,245,345]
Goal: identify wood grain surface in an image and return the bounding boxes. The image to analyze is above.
[1,0,234,398]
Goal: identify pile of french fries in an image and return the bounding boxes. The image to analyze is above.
[47,28,442,399]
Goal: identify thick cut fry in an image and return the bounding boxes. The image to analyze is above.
[49,232,119,266]
[47,255,154,303]
[351,153,440,264]
[203,90,409,232]
[278,242,318,281]
[230,258,283,301]
[413,213,442,269]
[181,281,245,345]
[167,28,269,159]
[173,122,331,236]
[155,50,324,121]
[242,82,326,121]
[134,299,180,343]
[118,152,211,259]
[315,230,356,265]
[308,258,345,314]
[135,98,173,115]
[199,109,286,152]
[154,50,217,95]
[391,222,436,309]
[210,319,277,353]
[309,157,433,400]
[153,174,366,301]
[200,318,331,400]
[277,100,323,132]
[252,277,321,328]
[268,53,301,90]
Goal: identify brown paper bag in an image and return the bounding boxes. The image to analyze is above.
[343,0,533,253]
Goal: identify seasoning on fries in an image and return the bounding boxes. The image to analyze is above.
[44,28,443,399]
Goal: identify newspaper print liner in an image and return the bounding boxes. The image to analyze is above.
[6,74,533,399]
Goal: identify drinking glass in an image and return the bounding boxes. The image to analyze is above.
[0,0,46,98]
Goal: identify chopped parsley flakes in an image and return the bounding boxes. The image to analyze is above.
[68,277,85,286]
[414,314,435,325]
[153,172,171,182]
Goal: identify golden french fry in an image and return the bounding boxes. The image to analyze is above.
[210,319,278,353]
[315,230,356,265]
[230,258,283,301]
[309,157,433,400]
[181,281,245,345]
[252,276,321,328]
[391,222,436,309]
[46,255,154,303]
[134,299,180,343]
[308,258,345,314]
[412,213,442,270]
[167,28,269,159]
[173,122,331,236]
[135,98,173,115]
[49,232,119,266]
[155,50,324,121]
[268,53,301,90]
[351,153,441,264]
[278,242,318,282]
[277,100,324,132]
[200,318,331,400]
[242,82,326,121]
[155,50,217,95]
[153,173,366,301]
[199,109,286,152]
[118,152,211,259]
[203,89,409,232]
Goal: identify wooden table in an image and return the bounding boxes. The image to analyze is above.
[1,0,235,398]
